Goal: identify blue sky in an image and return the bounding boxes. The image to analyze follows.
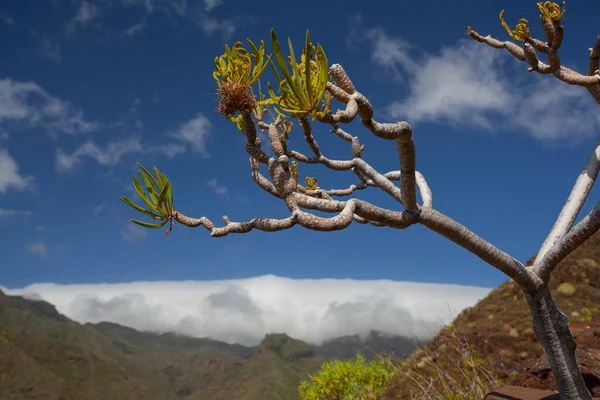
[0,0,599,343]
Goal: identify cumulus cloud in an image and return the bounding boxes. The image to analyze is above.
[3,275,492,346]
[123,19,147,36]
[55,137,143,172]
[0,78,99,137]
[168,112,212,156]
[27,241,48,258]
[192,14,235,39]
[121,0,187,16]
[203,0,223,12]
[55,111,213,171]
[0,148,34,194]
[54,112,212,171]
[359,27,600,141]
[206,178,227,196]
[66,1,102,34]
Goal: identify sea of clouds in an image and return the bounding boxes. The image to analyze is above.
[2,275,492,346]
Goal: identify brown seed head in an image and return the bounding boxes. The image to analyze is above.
[217,80,256,120]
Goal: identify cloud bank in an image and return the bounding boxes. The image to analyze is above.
[3,275,492,346]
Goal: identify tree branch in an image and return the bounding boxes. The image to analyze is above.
[171,211,297,237]
[533,200,600,283]
[466,28,600,95]
[535,138,600,263]
[418,207,539,291]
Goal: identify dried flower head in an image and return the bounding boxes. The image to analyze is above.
[537,1,566,22]
[499,10,530,41]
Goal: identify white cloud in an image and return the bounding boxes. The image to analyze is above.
[3,275,492,346]
[55,136,143,172]
[203,0,223,12]
[92,203,105,216]
[169,112,212,156]
[193,14,235,39]
[364,28,417,77]
[0,78,99,137]
[66,1,102,34]
[0,209,33,219]
[206,178,227,196]
[0,148,33,194]
[360,28,600,141]
[147,142,186,158]
[123,19,147,36]
[38,37,61,65]
[121,223,148,242]
[55,112,212,171]
[121,0,187,17]
[27,241,48,258]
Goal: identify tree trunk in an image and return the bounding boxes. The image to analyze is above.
[523,286,592,399]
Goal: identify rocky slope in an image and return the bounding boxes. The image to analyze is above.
[383,230,600,398]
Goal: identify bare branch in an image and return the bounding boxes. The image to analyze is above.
[535,138,600,262]
[466,27,600,92]
[250,157,281,198]
[292,193,415,229]
[171,211,297,237]
[418,207,539,291]
[415,171,433,208]
[298,116,322,157]
[534,200,600,283]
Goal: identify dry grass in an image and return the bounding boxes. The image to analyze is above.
[373,312,515,400]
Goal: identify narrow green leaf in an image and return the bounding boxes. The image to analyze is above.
[271,29,303,104]
[154,166,165,187]
[130,219,167,229]
[161,172,173,212]
[157,181,171,207]
[120,196,164,219]
[304,30,313,106]
[139,172,159,204]
[287,37,309,108]
[133,175,162,214]
[137,163,159,187]
[266,55,282,84]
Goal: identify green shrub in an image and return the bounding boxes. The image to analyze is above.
[298,353,398,400]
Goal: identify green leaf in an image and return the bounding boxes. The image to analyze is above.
[137,162,159,188]
[133,175,162,214]
[130,219,167,229]
[271,29,301,103]
[286,36,309,108]
[267,54,282,84]
[157,181,171,207]
[139,171,159,204]
[154,166,165,187]
[163,173,173,211]
[304,30,313,106]
[120,196,164,220]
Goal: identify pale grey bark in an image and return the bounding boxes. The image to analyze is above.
[165,18,600,399]
[535,139,600,265]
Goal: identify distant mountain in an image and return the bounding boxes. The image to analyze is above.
[0,288,422,399]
